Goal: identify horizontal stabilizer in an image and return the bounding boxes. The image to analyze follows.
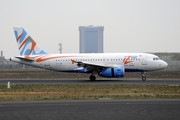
[15,57,34,62]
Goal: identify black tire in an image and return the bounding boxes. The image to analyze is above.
[89,75,96,81]
[142,77,146,81]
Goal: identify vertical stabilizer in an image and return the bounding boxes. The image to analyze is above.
[13,27,48,56]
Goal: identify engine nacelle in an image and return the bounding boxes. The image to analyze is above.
[99,68,124,78]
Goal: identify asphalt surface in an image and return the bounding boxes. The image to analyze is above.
[0,99,180,120]
[0,79,180,85]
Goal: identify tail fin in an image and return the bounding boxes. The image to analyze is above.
[13,27,48,56]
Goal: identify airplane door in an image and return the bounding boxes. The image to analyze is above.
[142,55,147,65]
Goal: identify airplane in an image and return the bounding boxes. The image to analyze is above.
[10,27,168,81]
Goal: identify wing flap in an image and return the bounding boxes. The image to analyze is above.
[82,61,124,68]
[81,61,107,67]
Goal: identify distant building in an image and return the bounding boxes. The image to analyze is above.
[79,25,104,53]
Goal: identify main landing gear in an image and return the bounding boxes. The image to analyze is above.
[89,70,97,81]
[142,71,146,81]
[89,75,96,81]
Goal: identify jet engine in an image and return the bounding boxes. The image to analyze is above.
[98,68,124,78]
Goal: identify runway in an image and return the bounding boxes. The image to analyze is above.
[0,79,180,85]
[0,99,180,120]
[1,79,180,120]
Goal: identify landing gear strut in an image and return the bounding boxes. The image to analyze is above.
[142,71,146,81]
[89,75,96,81]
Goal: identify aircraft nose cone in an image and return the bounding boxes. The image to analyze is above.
[162,61,168,68]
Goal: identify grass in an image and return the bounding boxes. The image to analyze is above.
[0,84,180,101]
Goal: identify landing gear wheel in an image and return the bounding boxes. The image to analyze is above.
[142,77,146,81]
[89,75,96,81]
[141,71,146,81]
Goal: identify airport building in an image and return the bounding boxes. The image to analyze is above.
[79,25,104,53]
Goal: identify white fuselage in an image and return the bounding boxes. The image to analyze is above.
[11,27,168,80]
[11,53,168,73]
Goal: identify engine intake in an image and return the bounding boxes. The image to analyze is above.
[99,68,124,78]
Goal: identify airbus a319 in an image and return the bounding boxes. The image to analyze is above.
[10,27,168,81]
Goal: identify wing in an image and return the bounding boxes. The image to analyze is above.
[71,59,124,72]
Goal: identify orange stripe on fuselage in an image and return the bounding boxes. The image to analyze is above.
[25,55,84,63]
[36,56,61,62]
[25,55,45,59]
[36,56,83,62]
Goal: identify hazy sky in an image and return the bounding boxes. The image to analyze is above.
[0,0,180,58]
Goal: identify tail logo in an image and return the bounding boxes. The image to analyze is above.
[14,27,47,56]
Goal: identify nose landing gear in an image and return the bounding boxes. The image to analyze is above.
[142,71,146,81]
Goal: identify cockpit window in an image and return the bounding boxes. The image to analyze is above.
[153,57,160,61]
